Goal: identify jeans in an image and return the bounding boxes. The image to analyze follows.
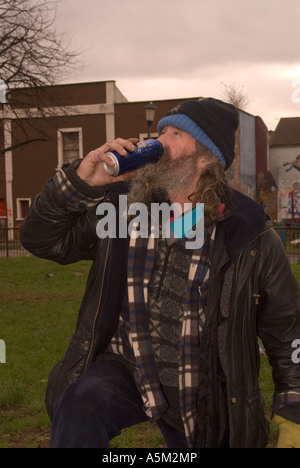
[50,360,188,448]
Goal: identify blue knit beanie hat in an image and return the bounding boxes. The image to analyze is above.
[157,98,239,170]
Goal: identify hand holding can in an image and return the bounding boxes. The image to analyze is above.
[76,138,139,187]
[103,139,164,176]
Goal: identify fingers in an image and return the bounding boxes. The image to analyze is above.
[91,148,112,165]
[77,137,139,187]
[90,138,139,165]
[101,138,138,157]
[127,137,139,145]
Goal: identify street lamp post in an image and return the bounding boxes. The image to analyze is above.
[145,102,157,139]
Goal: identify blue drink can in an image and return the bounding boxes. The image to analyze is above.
[103,139,164,176]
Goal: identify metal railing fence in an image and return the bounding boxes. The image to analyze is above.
[1,225,300,262]
[0,227,31,258]
[273,225,300,264]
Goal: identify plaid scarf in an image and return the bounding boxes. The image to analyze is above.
[121,220,216,447]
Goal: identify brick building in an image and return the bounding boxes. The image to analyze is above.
[0,80,274,231]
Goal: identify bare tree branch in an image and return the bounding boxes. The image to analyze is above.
[0,0,80,89]
[220,82,251,111]
[0,138,47,154]
[0,0,83,150]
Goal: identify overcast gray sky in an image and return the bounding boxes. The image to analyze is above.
[55,0,300,130]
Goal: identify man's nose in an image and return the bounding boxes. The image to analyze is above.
[157,136,169,153]
[157,133,168,146]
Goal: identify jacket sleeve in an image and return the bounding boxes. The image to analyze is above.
[20,161,108,265]
[257,228,300,422]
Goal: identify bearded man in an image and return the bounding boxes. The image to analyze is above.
[21,98,300,448]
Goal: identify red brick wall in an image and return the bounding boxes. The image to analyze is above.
[255,116,268,174]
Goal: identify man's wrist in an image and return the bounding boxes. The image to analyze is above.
[275,402,300,425]
[53,164,106,213]
[63,159,110,199]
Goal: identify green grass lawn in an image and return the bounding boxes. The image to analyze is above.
[0,256,91,447]
[0,257,299,448]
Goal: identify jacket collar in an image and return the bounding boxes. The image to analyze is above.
[112,184,267,261]
[220,190,267,260]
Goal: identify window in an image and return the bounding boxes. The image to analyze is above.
[57,128,83,168]
[63,132,79,162]
[16,199,31,220]
[139,132,159,142]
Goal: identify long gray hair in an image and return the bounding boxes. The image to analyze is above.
[188,143,233,221]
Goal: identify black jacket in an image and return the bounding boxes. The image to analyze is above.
[21,167,300,448]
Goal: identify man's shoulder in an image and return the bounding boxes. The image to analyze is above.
[219,190,268,259]
[231,190,265,215]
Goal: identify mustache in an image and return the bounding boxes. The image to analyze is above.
[127,149,199,206]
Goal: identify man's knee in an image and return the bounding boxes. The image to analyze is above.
[55,374,121,419]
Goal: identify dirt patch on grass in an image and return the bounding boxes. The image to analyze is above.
[3,291,77,304]
[2,428,50,448]
[0,408,50,448]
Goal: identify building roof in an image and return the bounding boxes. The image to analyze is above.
[270,117,300,146]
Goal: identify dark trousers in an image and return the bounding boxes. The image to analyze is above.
[50,360,188,448]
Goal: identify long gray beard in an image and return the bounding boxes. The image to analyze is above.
[127,150,199,207]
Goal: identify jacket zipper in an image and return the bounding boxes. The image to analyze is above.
[83,237,111,372]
